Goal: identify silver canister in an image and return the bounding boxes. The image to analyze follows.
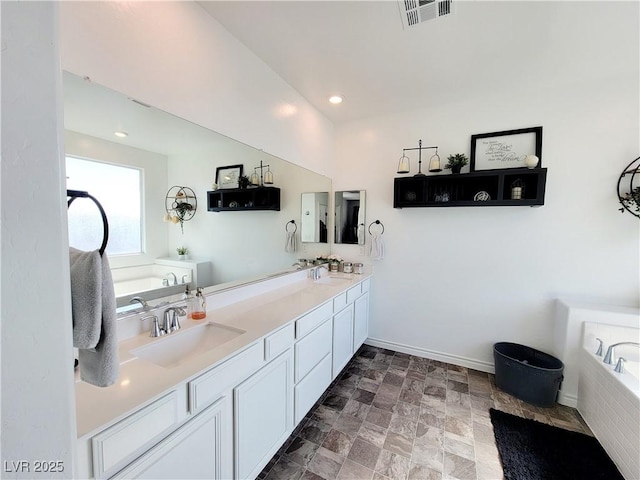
[353,262,364,274]
[342,262,353,274]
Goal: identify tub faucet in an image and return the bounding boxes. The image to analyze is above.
[614,357,626,374]
[595,338,604,356]
[130,296,149,310]
[166,272,177,286]
[603,342,640,365]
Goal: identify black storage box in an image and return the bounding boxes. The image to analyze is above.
[493,342,564,408]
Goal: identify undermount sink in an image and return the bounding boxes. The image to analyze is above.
[131,322,246,368]
[314,276,352,285]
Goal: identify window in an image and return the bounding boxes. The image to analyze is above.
[66,156,143,256]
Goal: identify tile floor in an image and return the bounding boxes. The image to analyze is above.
[258,345,591,480]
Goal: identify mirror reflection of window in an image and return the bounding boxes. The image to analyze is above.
[66,156,143,255]
[301,192,329,243]
[334,191,365,245]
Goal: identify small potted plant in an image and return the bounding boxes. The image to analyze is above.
[445,153,469,174]
[177,246,189,260]
[238,175,251,189]
[327,254,343,272]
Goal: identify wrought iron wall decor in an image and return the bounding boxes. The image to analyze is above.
[165,186,197,233]
[617,156,640,218]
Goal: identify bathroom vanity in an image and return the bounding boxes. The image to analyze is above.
[75,269,371,479]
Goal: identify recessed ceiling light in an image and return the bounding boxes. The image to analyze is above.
[329,95,344,105]
[114,131,128,138]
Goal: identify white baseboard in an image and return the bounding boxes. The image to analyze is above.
[364,337,495,374]
[364,337,580,408]
[557,391,578,408]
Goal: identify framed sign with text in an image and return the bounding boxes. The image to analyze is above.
[215,164,244,189]
[470,126,542,171]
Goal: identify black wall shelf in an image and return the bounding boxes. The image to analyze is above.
[207,186,281,212]
[393,168,547,208]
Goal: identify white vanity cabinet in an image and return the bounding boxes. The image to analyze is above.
[114,396,231,479]
[78,274,372,480]
[234,349,293,480]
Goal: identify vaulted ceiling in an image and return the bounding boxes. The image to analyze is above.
[200,1,635,124]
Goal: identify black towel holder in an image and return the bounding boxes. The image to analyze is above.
[67,189,109,256]
[286,219,297,234]
[368,220,384,235]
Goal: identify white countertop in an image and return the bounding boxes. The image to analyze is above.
[75,271,372,439]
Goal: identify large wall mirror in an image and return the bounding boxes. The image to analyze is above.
[301,192,329,243]
[334,190,366,245]
[63,72,331,309]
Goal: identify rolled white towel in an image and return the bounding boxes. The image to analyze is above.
[369,233,385,260]
[285,230,297,252]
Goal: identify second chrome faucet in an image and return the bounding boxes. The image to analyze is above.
[603,341,640,366]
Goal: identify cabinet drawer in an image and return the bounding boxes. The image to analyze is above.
[296,301,332,339]
[294,318,332,383]
[265,323,294,361]
[92,392,179,478]
[361,278,371,293]
[333,292,347,312]
[113,397,230,480]
[347,285,362,304]
[294,354,332,424]
[189,342,263,414]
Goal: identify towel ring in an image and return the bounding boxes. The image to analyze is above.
[368,220,384,235]
[67,189,109,256]
[286,219,297,234]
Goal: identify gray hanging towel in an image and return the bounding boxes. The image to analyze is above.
[70,247,119,387]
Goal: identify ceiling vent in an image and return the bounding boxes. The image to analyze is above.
[398,0,453,29]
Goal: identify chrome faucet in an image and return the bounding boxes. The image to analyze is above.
[181,274,189,284]
[166,272,178,286]
[614,357,626,374]
[162,306,186,334]
[130,296,149,310]
[603,342,640,365]
[142,314,164,337]
[595,338,604,356]
[311,264,329,280]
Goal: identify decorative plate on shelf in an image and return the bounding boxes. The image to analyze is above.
[404,191,417,201]
[474,191,491,201]
[229,201,238,208]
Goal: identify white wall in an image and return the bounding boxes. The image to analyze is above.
[332,2,640,370]
[1,2,76,476]
[167,149,330,284]
[58,1,334,178]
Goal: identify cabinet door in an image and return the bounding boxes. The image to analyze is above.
[353,292,369,352]
[114,396,231,479]
[234,349,293,480]
[332,304,354,379]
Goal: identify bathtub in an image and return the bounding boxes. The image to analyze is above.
[111,262,194,309]
[113,276,171,297]
[578,323,640,480]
